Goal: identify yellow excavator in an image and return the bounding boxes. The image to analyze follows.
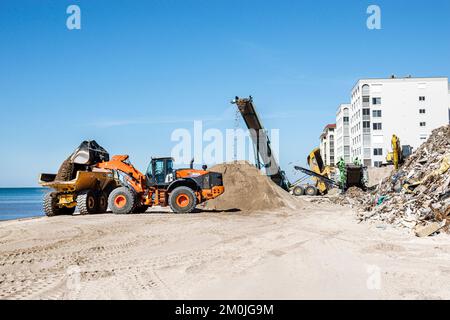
[385,134,413,169]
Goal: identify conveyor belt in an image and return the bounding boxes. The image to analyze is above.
[232,96,289,190]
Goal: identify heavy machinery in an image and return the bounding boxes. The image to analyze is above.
[385,134,413,169]
[291,148,367,196]
[232,96,366,196]
[40,141,225,216]
[97,155,224,214]
[231,96,290,190]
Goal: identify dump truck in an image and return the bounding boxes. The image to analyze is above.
[40,141,225,216]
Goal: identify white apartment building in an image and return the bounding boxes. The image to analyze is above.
[349,76,450,167]
[335,104,351,164]
[319,124,336,166]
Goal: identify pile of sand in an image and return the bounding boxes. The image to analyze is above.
[203,161,303,212]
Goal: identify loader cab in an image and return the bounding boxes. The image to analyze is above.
[146,157,174,186]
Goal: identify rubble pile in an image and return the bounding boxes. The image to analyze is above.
[356,125,450,234]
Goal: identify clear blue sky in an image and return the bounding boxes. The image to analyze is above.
[1,0,449,187]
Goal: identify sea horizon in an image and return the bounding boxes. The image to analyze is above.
[0,187,49,221]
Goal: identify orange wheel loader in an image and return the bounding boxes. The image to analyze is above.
[97,155,224,214]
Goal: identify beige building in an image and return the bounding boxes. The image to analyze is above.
[319,124,336,167]
[335,104,351,164]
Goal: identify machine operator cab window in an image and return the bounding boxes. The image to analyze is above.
[146,157,174,186]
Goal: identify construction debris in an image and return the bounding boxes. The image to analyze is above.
[340,125,450,236]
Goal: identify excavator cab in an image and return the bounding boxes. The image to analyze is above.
[146,157,174,186]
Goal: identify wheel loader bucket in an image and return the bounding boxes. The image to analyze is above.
[70,140,110,165]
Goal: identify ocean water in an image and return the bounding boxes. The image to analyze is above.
[0,188,48,221]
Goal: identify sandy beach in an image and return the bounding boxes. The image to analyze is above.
[1,202,450,300]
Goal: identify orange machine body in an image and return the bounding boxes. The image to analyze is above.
[96,155,224,211]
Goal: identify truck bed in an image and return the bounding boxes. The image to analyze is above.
[39,170,115,193]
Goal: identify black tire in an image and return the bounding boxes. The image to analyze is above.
[292,186,304,196]
[169,186,197,213]
[43,192,75,217]
[133,205,149,213]
[97,191,108,213]
[305,185,318,196]
[108,187,136,214]
[55,158,75,181]
[77,190,98,215]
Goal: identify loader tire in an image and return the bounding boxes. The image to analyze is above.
[292,186,304,196]
[43,192,75,217]
[55,158,75,181]
[169,186,197,213]
[108,187,136,214]
[77,190,98,215]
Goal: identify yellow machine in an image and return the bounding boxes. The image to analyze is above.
[307,148,334,194]
[386,134,402,169]
[39,170,118,216]
[385,134,412,169]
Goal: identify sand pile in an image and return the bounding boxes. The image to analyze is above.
[203,161,303,212]
[356,125,450,235]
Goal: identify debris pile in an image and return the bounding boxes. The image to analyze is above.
[356,125,450,235]
[202,161,304,212]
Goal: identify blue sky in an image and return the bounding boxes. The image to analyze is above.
[1,0,449,187]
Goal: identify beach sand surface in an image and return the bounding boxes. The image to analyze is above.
[1,203,450,300]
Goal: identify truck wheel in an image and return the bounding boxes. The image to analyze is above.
[169,186,197,213]
[108,187,136,214]
[305,185,318,196]
[292,186,304,196]
[97,191,108,213]
[43,192,75,216]
[77,190,98,215]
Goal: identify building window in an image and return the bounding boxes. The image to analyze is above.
[373,148,383,156]
[419,109,426,114]
[372,110,382,117]
[363,121,371,128]
[362,84,370,94]
[362,108,370,116]
[343,116,349,123]
[372,97,381,105]
[419,96,426,101]
[363,96,370,103]
[374,161,382,167]
[373,123,382,130]
[420,122,426,127]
